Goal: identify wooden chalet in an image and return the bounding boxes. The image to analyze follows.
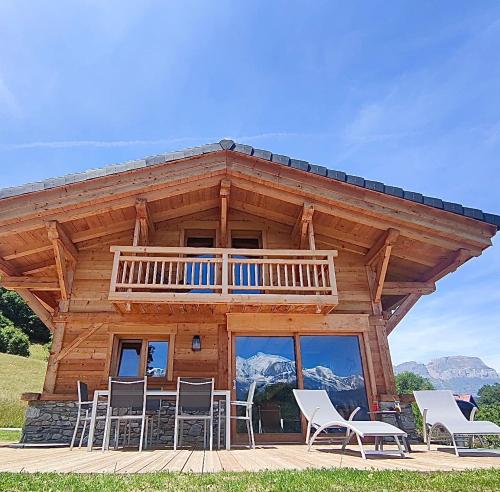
[0,139,498,445]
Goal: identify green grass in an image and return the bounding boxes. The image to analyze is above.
[0,430,21,442]
[0,345,47,427]
[0,469,499,492]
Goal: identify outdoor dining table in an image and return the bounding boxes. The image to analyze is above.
[86,389,232,451]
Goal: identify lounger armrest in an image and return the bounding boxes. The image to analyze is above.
[348,407,361,421]
[470,407,477,422]
[422,408,428,442]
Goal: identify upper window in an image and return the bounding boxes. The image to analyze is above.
[115,338,169,379]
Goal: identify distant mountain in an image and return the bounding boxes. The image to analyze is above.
[236,351,367,415]
[394,356,500,396]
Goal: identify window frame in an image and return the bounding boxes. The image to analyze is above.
[111,334,174,382]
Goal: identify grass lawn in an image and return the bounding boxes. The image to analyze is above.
[0,430,21,442]
[0,345,47,428]
[0,469,499,492]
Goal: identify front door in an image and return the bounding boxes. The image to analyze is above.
[232,335,302,443]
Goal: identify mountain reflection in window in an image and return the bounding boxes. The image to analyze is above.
[235,336,301,434]
[146,341,168,378]
[300,335,369,419]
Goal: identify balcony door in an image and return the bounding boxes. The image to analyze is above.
[232,333,370,443]
[234,335,302,442]
[231,232,263,294]
[184,231,216,293]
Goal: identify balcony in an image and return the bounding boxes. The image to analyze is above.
[109,246,339,313]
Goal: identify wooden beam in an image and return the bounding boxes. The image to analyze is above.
[22,260,55,276]
[0,256,18,277]
[4,244,53,261]
[46,221,78,264]
[134,198,155,246]
[43,322,65,393]
[219,179,231,247]
[382,281,435,295]
[0,276,60,291]
[365,228,400,266]
[292,202,314,249]
[16,288,55,332]
[423,248,471,283]
[56,323,104,362]
[385,293,421,335]
[46,221,77,300]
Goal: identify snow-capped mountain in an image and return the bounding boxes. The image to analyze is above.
[236,352,364,396]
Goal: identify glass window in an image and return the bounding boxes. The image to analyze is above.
[235,336,301,434]
[300,335,369,419]
[146,341,169,378]
[117,340,142,377]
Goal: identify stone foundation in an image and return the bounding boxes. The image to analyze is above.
[22,400,225,447]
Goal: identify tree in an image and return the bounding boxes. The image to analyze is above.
[0,288,50,343]
[0,323,30,357]
[478,383,500,406]
[396,371,434,394]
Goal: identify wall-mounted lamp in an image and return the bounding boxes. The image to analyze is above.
[192,335,202,352]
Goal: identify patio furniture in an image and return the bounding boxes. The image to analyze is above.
[414,390,500,456]
[174,377,215,451]
[258,402,283,433]
[293,389,407,459]
[230,381,256,448]
[70,381,105,450]
[86,388,231,451]
[102,377,148,452]
[368,410,412,453]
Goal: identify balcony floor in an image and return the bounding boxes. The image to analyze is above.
[113,301,336,315]
[0,443,498,473]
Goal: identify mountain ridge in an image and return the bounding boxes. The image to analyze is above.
[394,356,500,396]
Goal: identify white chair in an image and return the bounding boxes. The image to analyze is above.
[174,377,214,451]
[230,381,256,448]
[293,389,407,459]
[102,377,148,452]
[70,381,106,450]
[414,390,500,456]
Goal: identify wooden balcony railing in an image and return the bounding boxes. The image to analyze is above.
[109,246,338,307]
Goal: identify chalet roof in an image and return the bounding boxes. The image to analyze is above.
[1,139,499,228]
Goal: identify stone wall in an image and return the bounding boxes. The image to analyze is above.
[22,400,225,448]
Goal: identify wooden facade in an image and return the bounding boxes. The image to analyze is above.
[0,141,497,443]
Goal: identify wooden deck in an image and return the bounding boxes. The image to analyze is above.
[0,444,498,474]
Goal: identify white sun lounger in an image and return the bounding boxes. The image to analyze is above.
[414,390,500,456]
[293,389,407,459]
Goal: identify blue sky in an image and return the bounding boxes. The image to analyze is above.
[1,1,499,369]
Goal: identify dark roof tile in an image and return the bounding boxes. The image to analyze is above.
[463,207,484,220]
[346,175,365,187]
[290,159,309,171]
[271,153,290,166]
[219,139,235,150]
[423,196,443,209]
[309,164,328,176]
[484,213,500,227]
[327,169,346,181]
[404,191,423,203]
[443,201,464,214]
[365,180,385,193]
[384,185,404,198]
[252,148,272,160]
[233,143,253,155]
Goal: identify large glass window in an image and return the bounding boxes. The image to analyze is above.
[235,336,301,434]
[300,335,369,419]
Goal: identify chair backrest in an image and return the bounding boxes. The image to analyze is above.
[413,390,466,425]
[176,377,214,415]
[108,377,147,411]
[293,389,345,423]
[247,381,257,405]
[258,402,282,432]
[77,380,89,403]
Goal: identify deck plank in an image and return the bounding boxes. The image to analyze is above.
[0,444,497,473]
